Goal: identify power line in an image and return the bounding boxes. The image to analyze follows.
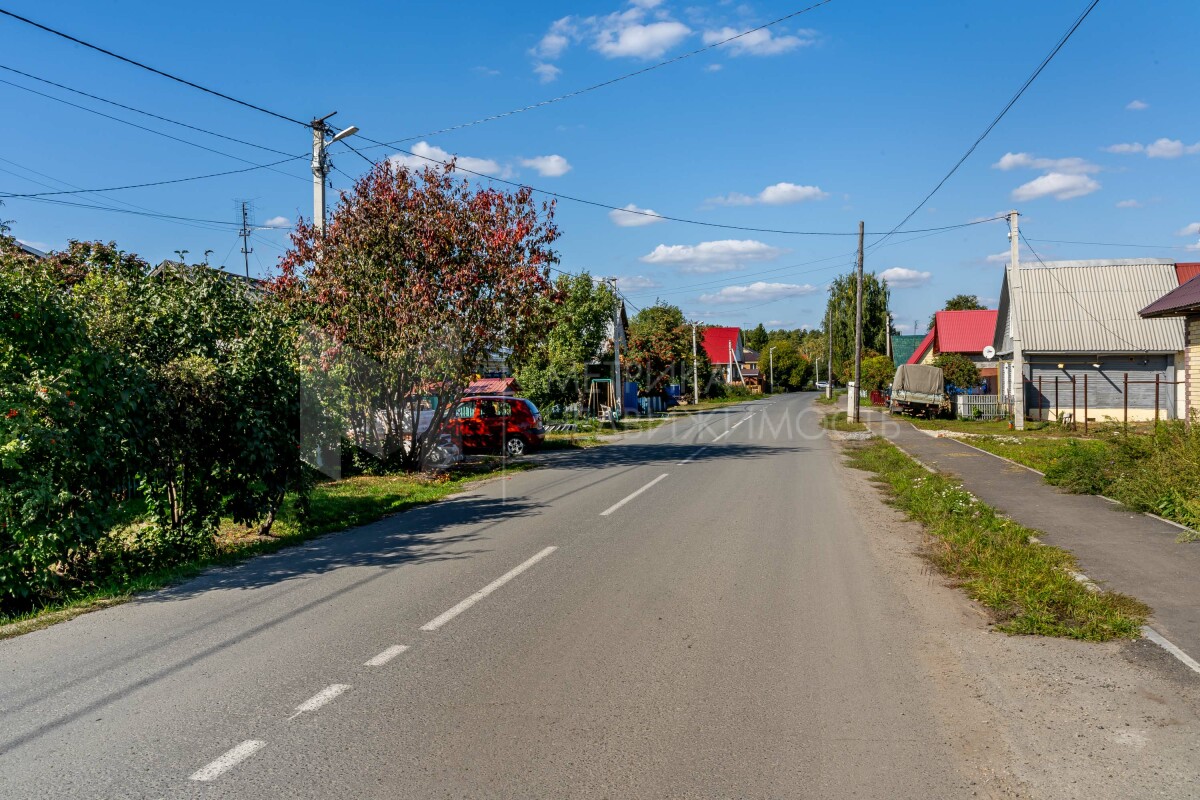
[352,0,838,153]
[0,153,307,197]
[0,7,308,127]
[1027,237,1193,251]
[0,63,294,156]
[875,0,1101,247]
[347,139,1008,238]
[10,194,286,230]
[0,76,308,182]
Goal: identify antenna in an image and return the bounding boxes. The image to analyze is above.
[237,200,254,278]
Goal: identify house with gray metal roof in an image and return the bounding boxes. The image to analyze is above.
[993,259,1186,422]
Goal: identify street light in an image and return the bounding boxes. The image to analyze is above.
[312,113,359,230]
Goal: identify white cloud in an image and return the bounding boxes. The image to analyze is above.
[608,203,666,226]
[1104,138,1200,158]
[699,281,817,304]
[1011,172,1100,202]
[1146,138,1200,158]
[1177,222,1200,236]
[262,216,290,228]
[532,17,575,59]
[992,152,1099,174]
[1187,242,1200,252]
[985,246,1030,265]
[879,267,931,289]
[520,154,572,177]
[533,62,561,83]
[1115,199,1142,209]
[708,182,828,206]
[595,18,691,58]
[389,141,508,177]
[1126,99,1149,110]
[704,63,723,72]
[616,275,661,289]
[701,26,816,56]
[473,66,500,77]
[641,239,785,273]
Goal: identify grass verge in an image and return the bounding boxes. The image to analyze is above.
[0,460,535,639]
[814,391,845,406]
[820,411,867,432]
[845,439,1149,641]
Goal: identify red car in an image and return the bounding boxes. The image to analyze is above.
[444,395,545,457]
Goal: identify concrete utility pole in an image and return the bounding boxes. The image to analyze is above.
[239,201,253,278]
[815,357,821,391]
[852,220,865,423]
[769,346,775,393]
[825,294,833,399]
[885,314,893,360]
[691,323,700,405]
[1008,210,1025,430]
[311,112,358,231]
[609,279,623,418]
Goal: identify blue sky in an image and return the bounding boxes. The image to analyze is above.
[2,0,1198,334]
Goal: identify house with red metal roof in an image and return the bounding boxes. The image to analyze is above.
[908,309,1000,390]
[702,326,760,388]
[1175,263,1200,286]
[1140,272,1200,418]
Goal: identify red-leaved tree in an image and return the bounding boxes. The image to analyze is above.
[274,161,558,471]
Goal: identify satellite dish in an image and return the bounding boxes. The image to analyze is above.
[983,345,996,360]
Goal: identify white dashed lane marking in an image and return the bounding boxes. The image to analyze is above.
[364,645,409,667]
[189,740,266,782]
[421,546,558,631]
[600,473,669,516]
[291,684,351,719]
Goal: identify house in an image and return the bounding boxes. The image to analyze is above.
[702,327,745,383]
[15,241,47,260]
[908,309,1000,391]
[890,334,925,368]
[465,377,519,396]
[740,348,763,388]
[993,259,1186,422]
[1139,272,1200,419]
[149,260,270,292]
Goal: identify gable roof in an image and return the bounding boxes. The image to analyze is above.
[466,377,520,395]
[906,328,936,364]
[702,327,742,365]
[1140,273,1200,318]
[1176,263,1200,286]
[994,259,1184,354]
[931,309,998,354]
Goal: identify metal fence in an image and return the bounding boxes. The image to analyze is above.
[1027,373,1185,432]
[955,394,1003,420]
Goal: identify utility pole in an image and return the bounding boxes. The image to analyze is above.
[885,314,893,360]
[852,220,865,422]
[1008,210,1025,430]
[769,346,775,394]
[311,112,359,231]
[691,323,700,405]
[609,279,623,419]
[825,292,833,399]
[239,201,253,278]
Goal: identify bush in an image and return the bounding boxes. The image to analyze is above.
[1043,440,1114,495]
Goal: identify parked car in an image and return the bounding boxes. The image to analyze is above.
[443,395,545,456]
[815,380,830,390]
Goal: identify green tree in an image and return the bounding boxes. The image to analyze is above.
[744,323,768,352]
[933,352,981,391]
[624,303,691,397]
[761,337,811,391]
[859,355,896,392]
[511,272,615,412]
[824,272,892,378]
[929,293,986,331]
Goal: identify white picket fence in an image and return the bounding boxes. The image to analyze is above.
[955,394,1002,420]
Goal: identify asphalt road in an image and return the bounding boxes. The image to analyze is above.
[1,393,988,798]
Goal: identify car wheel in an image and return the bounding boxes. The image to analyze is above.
[504,437,527,457]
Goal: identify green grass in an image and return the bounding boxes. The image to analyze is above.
[0,460,535,639]
[956,436,1063,472]
[814,390,845,406]
[821,411,867,432]
[846,440,1149,641]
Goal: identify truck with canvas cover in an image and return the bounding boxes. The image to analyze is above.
[890,364,945,417]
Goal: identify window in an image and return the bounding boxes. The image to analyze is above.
[495,401,513,417]
[454,402,476,419]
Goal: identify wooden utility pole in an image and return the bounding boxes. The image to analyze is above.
[852,220,865,422]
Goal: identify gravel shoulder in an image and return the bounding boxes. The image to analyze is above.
[834,439,1200,799]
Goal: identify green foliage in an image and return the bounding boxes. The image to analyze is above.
[511,272,615,411]
[929,293,986,331]
[847,440,1148,640]
[1043,440,1112,494]
[744,323,768,352]
[760,337,811,391]
[859,354,896,391]
[932,352,981,391]
[824,272,892,377]
[624,303,691,396]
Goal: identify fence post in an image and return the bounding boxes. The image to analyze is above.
[1054,376,1059,423]
[1123,373,1128,429]
[1155,374,1160,424]
[1072,376,1077,431]
[1083,373,1088,434]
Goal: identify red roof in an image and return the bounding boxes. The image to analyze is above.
[907,310,997,363]
[702,327,742,365]
[1176,263,1200,285]
[1141,273,1200,318]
